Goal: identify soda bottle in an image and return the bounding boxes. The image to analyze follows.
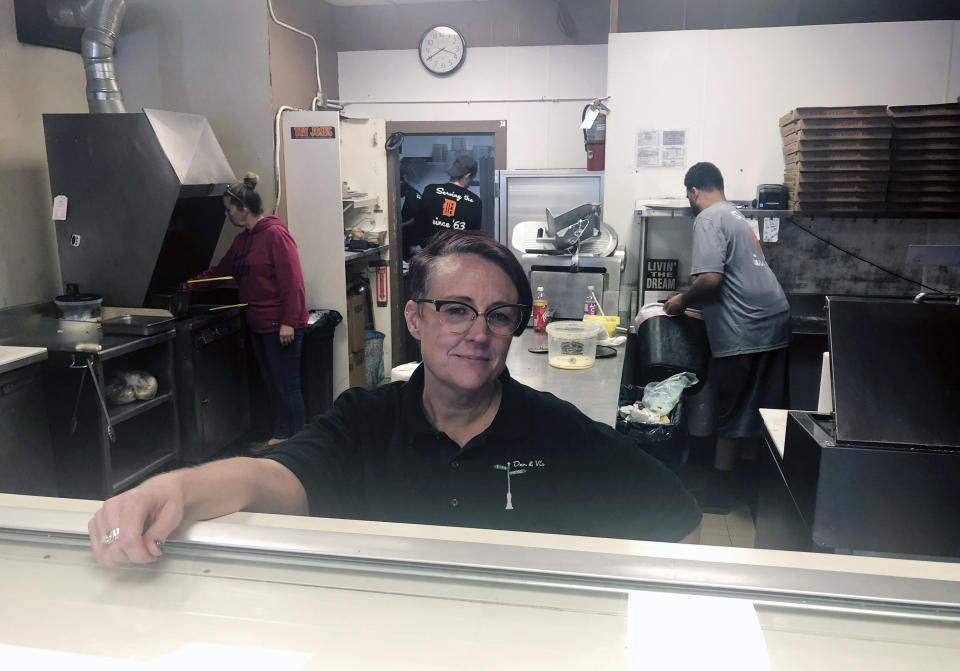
[532,286,548,333]
[583,285,599,316]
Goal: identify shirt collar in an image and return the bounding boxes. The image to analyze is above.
[399,364,531,447]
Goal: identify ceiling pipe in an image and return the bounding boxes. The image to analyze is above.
[47,0,126,113]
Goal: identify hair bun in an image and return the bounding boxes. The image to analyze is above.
[242,172,259,190]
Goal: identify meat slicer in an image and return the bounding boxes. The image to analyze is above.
[511,203,624,320]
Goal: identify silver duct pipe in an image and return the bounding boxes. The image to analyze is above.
[47,0,126,113]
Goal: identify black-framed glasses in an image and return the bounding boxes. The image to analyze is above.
[414,299,527,336]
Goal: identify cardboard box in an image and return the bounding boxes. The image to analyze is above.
[888,103,960,118]
[779,106,889,127]
[348,349,367,388]
[890,149,960,161]
[886,192,960,204]
[782,138,890,153]
[789,192,887,203]
[783,170,890,183]
[782,127,893,141]
[891,116,960,129]
[792,181,887,194]
[783,149,890,162]
[888,180,956,192]
[893,127,960,140]
[891,138,960,150]
[888,171,960,183]
[780,117,892,137]
[784,159,891,172]
[891,159,960,172]
[788,200,886,213]
[346,293,366,354]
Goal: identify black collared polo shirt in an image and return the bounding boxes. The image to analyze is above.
[268,366,701,542]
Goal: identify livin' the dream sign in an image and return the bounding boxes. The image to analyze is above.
[644,258,679,291]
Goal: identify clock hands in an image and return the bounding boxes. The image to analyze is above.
[427,47,457,62]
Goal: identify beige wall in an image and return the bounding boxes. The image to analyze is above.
[269,0,339,110]
[0,0,87,308]
[267,0,339,223]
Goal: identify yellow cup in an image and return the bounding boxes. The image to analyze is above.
[582,314,620,338]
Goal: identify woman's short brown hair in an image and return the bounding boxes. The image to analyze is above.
[408,231,532,336]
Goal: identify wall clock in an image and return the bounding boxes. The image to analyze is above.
[418,25,466,76]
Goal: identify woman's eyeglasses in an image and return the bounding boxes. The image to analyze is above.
[414,299,527,336]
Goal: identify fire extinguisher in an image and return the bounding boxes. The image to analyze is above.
[582,98,609,171]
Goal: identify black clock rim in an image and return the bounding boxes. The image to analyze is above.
[418,24,467,76]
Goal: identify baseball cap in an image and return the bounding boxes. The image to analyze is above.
[447,155,478,179]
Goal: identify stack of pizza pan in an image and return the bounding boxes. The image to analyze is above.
[780,106,892,214]
[886,103,960,216]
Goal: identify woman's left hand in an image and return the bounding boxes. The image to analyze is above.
[279,324,294,346]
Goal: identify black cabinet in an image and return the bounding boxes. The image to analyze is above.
[0,361,57,496]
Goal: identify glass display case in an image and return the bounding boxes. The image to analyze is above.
[1,493,958,669]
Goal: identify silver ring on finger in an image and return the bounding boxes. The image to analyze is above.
[100,527,120,545]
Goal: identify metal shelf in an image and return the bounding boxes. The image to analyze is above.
[110,447,177,494]
[343,196,377,212]
[344,244,389,265]
[108,391,173,425]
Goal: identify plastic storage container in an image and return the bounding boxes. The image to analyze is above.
[55,291,102,322]
[546,321,602,369]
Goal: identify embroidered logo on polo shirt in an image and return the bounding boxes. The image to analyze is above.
[493,460,545,510]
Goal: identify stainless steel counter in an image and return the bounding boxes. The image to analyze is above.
[0,346,47,374]
[506,328,625,426]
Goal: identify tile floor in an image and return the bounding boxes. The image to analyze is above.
[700,501,756,548]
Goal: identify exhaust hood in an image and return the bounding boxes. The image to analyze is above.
[43,108,236,307]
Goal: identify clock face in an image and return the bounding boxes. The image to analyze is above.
[419,25,466,76]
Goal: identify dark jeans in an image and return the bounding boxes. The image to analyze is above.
[250,329,305,439]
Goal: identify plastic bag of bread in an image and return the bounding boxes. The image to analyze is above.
[119,371,158,401]
[105,376,136,405]
[105,370,158,405]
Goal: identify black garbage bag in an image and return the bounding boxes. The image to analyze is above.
[616,383,688,465]
[307,309,342,331]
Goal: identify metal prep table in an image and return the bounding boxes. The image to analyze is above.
[506,328,626,427]
[0,305,180,499]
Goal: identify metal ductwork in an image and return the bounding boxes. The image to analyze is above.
[47,0,126,113]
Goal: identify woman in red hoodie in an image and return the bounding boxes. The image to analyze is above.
[190,173,308,453]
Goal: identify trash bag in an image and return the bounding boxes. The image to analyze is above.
[617,383,682,443]
[616,383,689,466]
[642,372,699,415]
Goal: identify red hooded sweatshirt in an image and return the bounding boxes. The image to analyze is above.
[191,216,308,333]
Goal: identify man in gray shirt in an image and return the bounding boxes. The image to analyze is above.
[664,162,790,512]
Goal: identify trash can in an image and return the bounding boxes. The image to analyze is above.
[616,383,688,466]
[364,330,385,387]
[301,309,341,419]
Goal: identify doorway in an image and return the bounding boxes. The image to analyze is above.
[384,120,508,365]
[398,133,496,239]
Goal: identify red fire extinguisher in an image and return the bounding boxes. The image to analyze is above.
[582,98,609,171]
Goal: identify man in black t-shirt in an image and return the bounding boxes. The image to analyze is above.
[404,156,482,259]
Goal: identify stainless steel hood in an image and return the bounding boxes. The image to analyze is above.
[43,109,235,307]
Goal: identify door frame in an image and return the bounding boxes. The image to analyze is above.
[384,120,508,364]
